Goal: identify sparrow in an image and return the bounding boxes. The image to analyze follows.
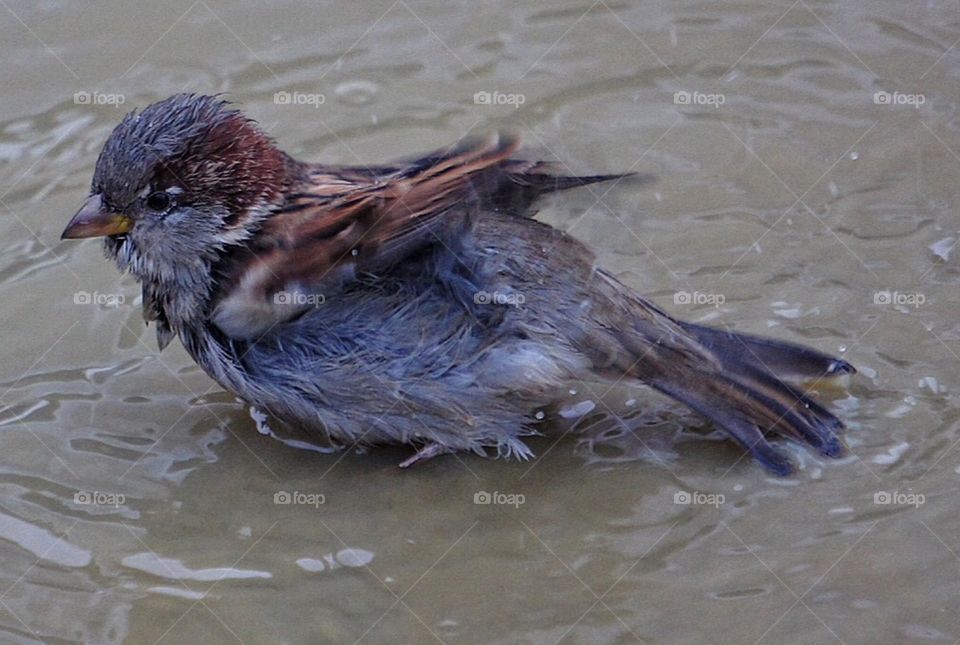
[62,93,855,475]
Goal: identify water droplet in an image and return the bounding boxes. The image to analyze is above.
[335,80,379,106]
[336,548,375,567]
[296,558,326,573]
[929,236,955,261]
[559,400,596,419]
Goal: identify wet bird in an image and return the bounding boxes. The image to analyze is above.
[62,93,855,475]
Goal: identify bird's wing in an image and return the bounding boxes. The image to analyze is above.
[210,134,517,337]
[210,133,633,338]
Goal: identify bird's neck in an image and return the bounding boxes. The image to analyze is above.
[112,235,220,335]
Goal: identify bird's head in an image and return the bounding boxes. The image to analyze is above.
[62,93,298,281]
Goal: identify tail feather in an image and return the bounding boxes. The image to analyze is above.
[721,360,845,454]
[618,319,852,475]
[679,322,855,380]
[650,373,800,476]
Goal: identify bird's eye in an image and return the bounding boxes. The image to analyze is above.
[146,191,171,211]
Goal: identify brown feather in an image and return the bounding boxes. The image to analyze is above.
[210,133,631,338]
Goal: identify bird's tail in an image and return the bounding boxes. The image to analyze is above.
[616,313,854,475]
[678,322,856,380]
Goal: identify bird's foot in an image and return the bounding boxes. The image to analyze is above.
[398,442,448,468]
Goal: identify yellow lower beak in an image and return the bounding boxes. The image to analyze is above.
[61,194,132,239]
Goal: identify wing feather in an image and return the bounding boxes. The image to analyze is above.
[210,133,637,338]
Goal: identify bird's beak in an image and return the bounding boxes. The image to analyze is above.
[61,194,132,239]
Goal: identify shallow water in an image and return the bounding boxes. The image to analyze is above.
[1,1,958,643]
